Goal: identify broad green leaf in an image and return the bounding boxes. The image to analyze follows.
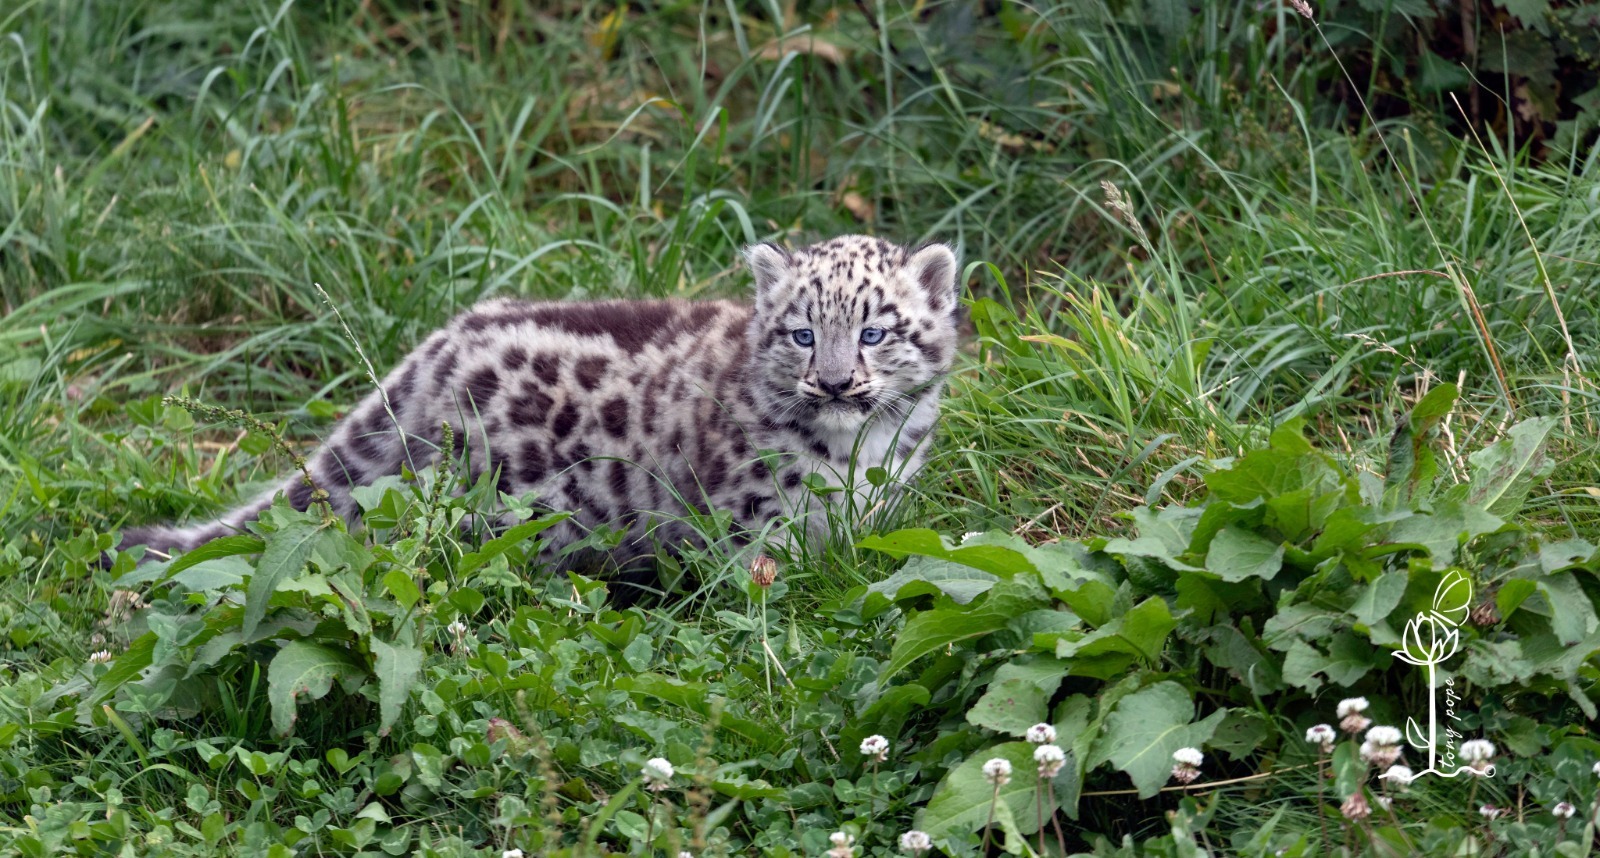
[244,515,325,640]
[857,529,1035,578]
[1209,709,1272,761]
[1205,526,1284,582]
[866,556,998,605]
[169,556,252,593]
[1281,632,1379,692]
[161,534,265,580]
[1497,578,1538,620]
[1129,505,1201,557]
[370,637,422,737]
[883,580,1048,679]
[1350,572,1408,626]
[1383,384,1457,507]
[1494,0,1552,33]
[1539,538,1597,574]
[966,678,1051,736]
[916,742,1050,838]
[966,658,1068,736]
[1053,578,1118,627]
[1206,429,1342,508]
[1054,597,1176,679]
[615,673,712,714]
[1091,681,1225,797]
[1200,623,1284,695]
[267,641,366,736]
[1538,573,1597,645]
[1465,417,1556,518]
[382,569,423,610]
[1385,500,1503,567]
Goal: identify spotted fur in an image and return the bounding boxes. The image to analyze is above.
[121,236,962,573]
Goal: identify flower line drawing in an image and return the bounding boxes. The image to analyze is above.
[1386,570,1491,780]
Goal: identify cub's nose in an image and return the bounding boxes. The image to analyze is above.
[816,376,852,397]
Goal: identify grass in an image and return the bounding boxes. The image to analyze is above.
[1,0,1598,853]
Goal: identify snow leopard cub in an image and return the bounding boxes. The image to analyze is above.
[121,235,962,574]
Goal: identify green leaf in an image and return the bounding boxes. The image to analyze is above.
[916,742,1051,838]
[966,658,1068,736]
[1492,0,1552,34]
[458,513,570,575]
[382,569,423,611]
[1091,681,1225,798]
[1205,526,1284,582]
[244,515,325,640]
[1281,632,1379,692]
[857,529,1036,578]
[1465,417,1556,518]
[966,678,1051,737]
[369,637,422,737]
[267,641,366,736]
[882,580,1047,680]
[1383,384,1457,506]
[160,534,265,580]
[1054,597,1176,679]
[1209,709,1272,761]
[1497,578,1538,620]
[1052,579,1119,628]
[1200,622,1283,695]
[1538,573,1597,645]
[866,556,998,605]
[1350,572,1408,626]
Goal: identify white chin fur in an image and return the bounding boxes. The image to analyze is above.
[812,402,869,433]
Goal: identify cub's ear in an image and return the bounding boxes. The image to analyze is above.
[905,242,959,314]
[743,242,792,304]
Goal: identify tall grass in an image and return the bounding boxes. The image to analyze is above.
[2,0,1596,584]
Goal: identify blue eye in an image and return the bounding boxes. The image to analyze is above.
[860,327,885,345]
[792,329,815,347]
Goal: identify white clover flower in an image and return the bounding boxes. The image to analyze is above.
[860,734,889,763]
[88,650,112,665]
[1553,802,1577,819]
[642,757,674,791]
[899,830,933,855]
[1026,723,1057,745]
[1593,760,1600,778]
[1479,804,1503,820]
[447,620,467,636]
[1460,739,1496,774]
[1359,740,1403,771]
[1383,764,1414,786]
[1172,747,1204,767]
[1340,792,1370,820]
[1305,724,1336,749]
[827,831,855,858]
[1337,697,1372,735]
[1375,795,1392,811]
[1034,744,1066,778]
[503,851,523,858]
[1365,725,1402,747]
[680,853,693,858]
[1460,739,1495,762]
[830,832,853,847]
[1336,697,1369,717]
[1171,747,1203,785]
[982,757,1012,786]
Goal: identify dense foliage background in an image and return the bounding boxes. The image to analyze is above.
[1,0,1598,855]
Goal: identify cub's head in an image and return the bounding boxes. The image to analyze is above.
[744,235,961,434]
